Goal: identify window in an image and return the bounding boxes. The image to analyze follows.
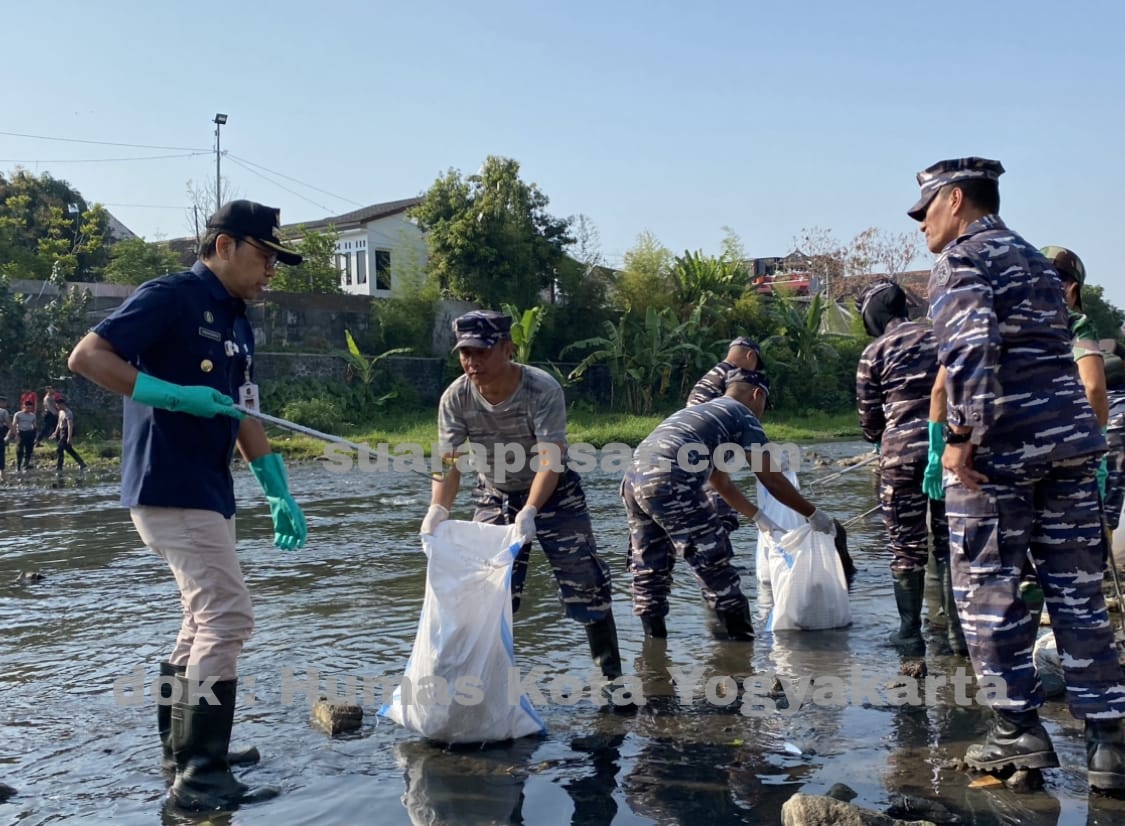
[336,253,351,285]
[355,250,367,285]
[374,249,392,291]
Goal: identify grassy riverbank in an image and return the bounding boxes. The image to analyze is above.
[63,409,861,467]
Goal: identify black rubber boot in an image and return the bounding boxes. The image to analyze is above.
[1086,718,1125,793]
[889,569,926,657]
[586,614,637,714]
[964,709,1060,773]
[936,559,968,656]
[639,614,667,639]
[169,676,278,811]
[714,603,755,641]
[159,663,259,774]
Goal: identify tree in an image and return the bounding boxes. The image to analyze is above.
[1083,283,1125,343]
[103,238,184,285]
[411,156,574,308]
[849,227,922,278]
[185,177,241,247]
[612,231,673,315]
[794,226,845,299]
[269,226,342,294]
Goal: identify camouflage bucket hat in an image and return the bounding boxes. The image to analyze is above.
[1040,246,1086,288]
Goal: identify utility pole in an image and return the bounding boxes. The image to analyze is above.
[213,113,228,213]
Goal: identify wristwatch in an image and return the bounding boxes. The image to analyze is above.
[944,425,972,445]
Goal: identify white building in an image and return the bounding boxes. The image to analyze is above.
[284,197,426,297]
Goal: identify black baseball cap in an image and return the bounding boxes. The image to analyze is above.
[206,200,302,266]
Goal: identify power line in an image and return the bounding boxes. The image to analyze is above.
[224,155,331,212]
[0,129,206,152]
[0,151,209,164]
[227,154,364,208]
[101,202,186,210]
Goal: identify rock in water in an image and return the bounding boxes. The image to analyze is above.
[312,697,363,735]
[782,792,937,825]
[1032,630,1065,699]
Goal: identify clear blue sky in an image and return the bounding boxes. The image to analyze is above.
[3,1,1123,312]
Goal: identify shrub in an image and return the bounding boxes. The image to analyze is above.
[280,398,348,434]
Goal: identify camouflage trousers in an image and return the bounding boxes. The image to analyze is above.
[621,468,747,618]
[880,461,949,574]
[946,452,1125,718]
[1105,427,1125,532]
[705,488,740,534]
[473,468,612,625]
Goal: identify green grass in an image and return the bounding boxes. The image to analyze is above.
[72,408,862,465]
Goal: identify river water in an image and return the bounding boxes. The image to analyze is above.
[3,441,1124,825]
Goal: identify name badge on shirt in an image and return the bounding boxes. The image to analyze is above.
[198,326,222,342]
[239,382,260,411]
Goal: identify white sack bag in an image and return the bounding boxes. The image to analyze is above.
[380,520,547,743]
[754,469,805,584]
[765,524,851,631]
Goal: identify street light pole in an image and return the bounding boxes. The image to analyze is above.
[213,113,228,213]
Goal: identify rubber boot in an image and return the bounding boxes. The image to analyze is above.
[889,569,926,657]
[639,614,667,639]
[1086,718,1125,793]
[585,614,637,714]
[159,663,259,774]
[964,708,1060,773]
[714,603,755,641]
[169,676,278,811]
[936,559,968,656]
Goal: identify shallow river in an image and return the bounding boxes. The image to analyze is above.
[3,441,1124,825]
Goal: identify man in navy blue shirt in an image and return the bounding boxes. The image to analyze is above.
[68,200,307,811]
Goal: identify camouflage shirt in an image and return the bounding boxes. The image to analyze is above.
[855,318,938,467]
[927,214,1104,466]
[1070,309,1103,363]
[633,396,768,485]
[687,361,741,406]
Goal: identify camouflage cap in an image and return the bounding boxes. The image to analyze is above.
[729,336,766,370]
[1040,245,1086,288]
[451,310,513,350]
[907,157,1005,221]
[726,368,770,396]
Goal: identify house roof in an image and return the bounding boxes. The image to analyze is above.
[281,197,423,235]
[833,270,933,318]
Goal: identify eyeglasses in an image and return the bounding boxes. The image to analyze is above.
[240,238,279,269]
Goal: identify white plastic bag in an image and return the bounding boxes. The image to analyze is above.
[380,520,547,743]
[765,524,851,631]
[755,470,805,584]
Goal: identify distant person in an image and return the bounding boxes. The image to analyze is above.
[855,279,963,657]
[12,400,37,472]
[0,395,11,480]
[51,398,87,473]
[68,199,307,810]
[36,386,60,446]
[686,337,767,533]
[623,369,836,640]
[422,310,636,711]
[910,156,1125,791]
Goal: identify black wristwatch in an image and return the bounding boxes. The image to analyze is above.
[944,426,972,445]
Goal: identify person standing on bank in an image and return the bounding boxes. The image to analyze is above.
[36,385,59,446]
[68,200,309,810]
[855,279,964,658]
[12,399,37,472]
[911,157,1125,791]
[51,397,87,473]
[422,310,635,711]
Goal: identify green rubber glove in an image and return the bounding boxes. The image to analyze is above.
[249,453,308,550]
[874,441,881,456]
[132,373,243,419]
[923,421,945,501]
[1097,455,1108,499]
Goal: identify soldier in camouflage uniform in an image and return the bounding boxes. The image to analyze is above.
[422,310,634,711]
[686,337,767,533]
[855,279,964,657]
[622,369,836,640]
[911,157,1125,791]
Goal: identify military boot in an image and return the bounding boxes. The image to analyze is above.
[159,663,259,775]
[964,709,1060,773]
[585,614,638,714]
[889,569,926,657]
[1086,718,1125,793]
[639,614,667,639]
[714,603,755,642]
[169,676,278,811]
[936,559,968,656]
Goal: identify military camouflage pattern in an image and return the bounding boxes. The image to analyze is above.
[856,318,939,468]
[634,397,768,483]
[1106,389,1125,531]
[473,468,612,625]
[880,463,949,574]
[907,157,1005,221]
[927,214,1105,467]
[686,360,743,406]
[451,309,512,349]
[946,455,1125,718]
[622,468,746,617]
[1070,309,1103,363]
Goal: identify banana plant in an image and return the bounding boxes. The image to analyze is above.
[343,329,411,386]
[500,303,546,363]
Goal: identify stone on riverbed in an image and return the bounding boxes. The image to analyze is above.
[0,782,16,802]
[781,793,936,825]
[312,697,363,735]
